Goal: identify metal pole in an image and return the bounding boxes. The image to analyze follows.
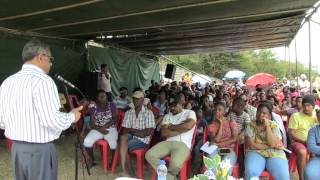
[308,20,312,94]
[288,45,291,77]
[295,39,298,90]
[284,46,287,77]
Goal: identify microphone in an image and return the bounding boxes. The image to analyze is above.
[54,74,77,89]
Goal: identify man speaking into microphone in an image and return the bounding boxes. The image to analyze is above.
[0,38,83,180]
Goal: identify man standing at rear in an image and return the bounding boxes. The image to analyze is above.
[0,38,83,180]
[98,64,112,101]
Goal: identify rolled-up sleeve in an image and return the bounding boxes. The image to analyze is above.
[33,78,74,131]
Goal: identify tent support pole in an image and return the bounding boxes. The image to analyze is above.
[295,39,298,90]
[308,19,312,94]
[288,45,291,77]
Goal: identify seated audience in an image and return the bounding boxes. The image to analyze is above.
[288,95,318,180]
[228,97,251,144]
[83,90,118,167]
[153,89,168,117]
[146,95,196,180]
[245,102,289,180]
[119,90,155,176]
[207,102,238,175]
[114,86,131,111]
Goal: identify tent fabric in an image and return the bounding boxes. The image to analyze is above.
[0,0,318,55]
[0,34,86,88]
[87,45,160,96]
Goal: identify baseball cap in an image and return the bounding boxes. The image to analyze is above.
[132,91,144,99]
[168,95,180,106]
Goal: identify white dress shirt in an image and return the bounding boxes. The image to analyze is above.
[0,64,75,143]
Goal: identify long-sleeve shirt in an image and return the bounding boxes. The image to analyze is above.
[307,125,320,156]
[0,64,74,143]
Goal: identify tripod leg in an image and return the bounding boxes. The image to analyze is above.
[75,142,78,180]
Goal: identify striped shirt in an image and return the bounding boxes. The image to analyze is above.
[0,64,75,143]
[122,106,155,144]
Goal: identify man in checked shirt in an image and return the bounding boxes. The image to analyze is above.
[119,90,155,176]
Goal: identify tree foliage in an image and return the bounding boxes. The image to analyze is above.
[163,49,318,80]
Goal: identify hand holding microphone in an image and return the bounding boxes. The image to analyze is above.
[71,106,83,123]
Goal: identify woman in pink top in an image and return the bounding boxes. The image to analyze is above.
[207,102,239,175]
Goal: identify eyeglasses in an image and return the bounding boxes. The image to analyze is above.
[42,54,54,64]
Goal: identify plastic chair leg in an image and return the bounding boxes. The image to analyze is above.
[136,153,145,179]
[102,145,109,173]
[111,148,119,173]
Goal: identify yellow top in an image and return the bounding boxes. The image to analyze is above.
[288,111,318,141]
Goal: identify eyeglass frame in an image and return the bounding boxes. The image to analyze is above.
[41,54,54,64]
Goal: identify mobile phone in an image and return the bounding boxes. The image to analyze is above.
[219,148,231,155]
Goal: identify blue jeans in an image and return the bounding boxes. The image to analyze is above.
[244,151,289,180]
[304,157,320,180]
[209,149,237,176]
[127,134,148,151]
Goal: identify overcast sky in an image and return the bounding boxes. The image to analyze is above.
[271,7,320,68]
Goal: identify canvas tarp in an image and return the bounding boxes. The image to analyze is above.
[0,0,317,54]
[0,34,86,91]
[87,45,160,96]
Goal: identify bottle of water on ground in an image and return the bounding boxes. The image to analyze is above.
[157,160,167,180]
[250,177,259,180]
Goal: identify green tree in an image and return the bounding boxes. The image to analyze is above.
[161,49,318,80]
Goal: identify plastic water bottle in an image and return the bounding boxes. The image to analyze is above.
[250,177,259,180]
[157,160,167,180]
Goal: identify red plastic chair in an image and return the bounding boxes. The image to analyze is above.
[288,151,297,173]
[128,147,149,178]
[151,126,198,180]
[94,139,110,173]
[6,138,13,150]
[111,132,154,179]
[117,109,125,131]
[93,109,124,173]
[110,114,124,175]
[260,171,274,180]
[288,150,310,173]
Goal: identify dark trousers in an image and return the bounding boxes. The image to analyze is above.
[11,141,58,180]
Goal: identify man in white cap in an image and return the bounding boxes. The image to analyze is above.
[119,90,155,176]
[299,74,310,94]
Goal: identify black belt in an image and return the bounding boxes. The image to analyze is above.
[13,140,56,144]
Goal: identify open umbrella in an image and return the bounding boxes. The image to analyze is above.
[224,70,245,80]
[246,73,276,86]
[192,74,212,88]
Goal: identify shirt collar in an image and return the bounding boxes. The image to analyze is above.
[22,64,45,74]
[133,105,146,114]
